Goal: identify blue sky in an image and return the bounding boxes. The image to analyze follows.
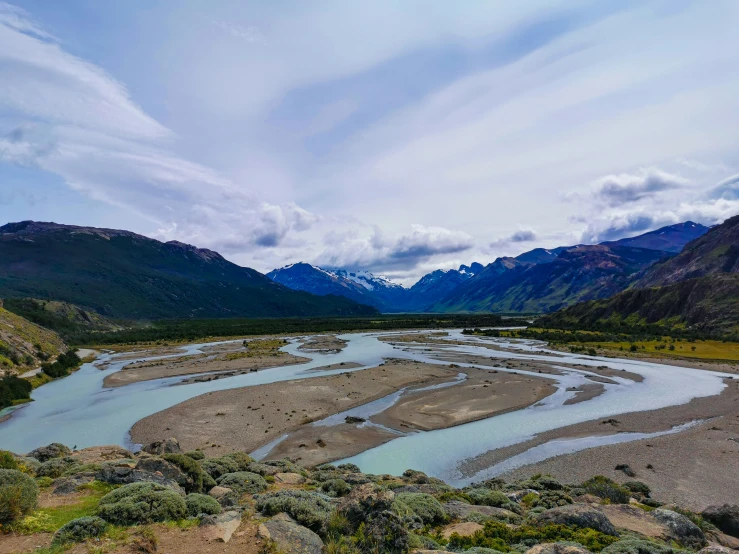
[1,0,738,284]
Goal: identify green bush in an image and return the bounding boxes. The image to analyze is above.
[0,451,19,470]
[52,516,107,544]
[622,481,651,496]
[216,471,267,495]
[394,492,446,525]
[62,463,101,477]
[466,488,521,513]
[97,482,186,525]
[321,478,351,497]
[582,476,631,504]
[185,493,222,517]
[163,453,211,493]
[185,450,205,461]
[37,457,80,478]
[601,538,687,554]
[0,469,39,524]
[221,452,254,470]
[200,457,240,479]
[255,489,333,534]
[530,490,573,509]
[354,511,409,554]
[27,443,71,462]
[517,475,565,491]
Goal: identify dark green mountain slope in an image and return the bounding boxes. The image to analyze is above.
[0,221,377,319]
[539,215,739,337]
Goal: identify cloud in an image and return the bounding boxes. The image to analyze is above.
[710,172,739,200]
[510,229,536,242]
[592,168,688,207]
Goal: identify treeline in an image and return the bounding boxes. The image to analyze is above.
[77,314,508,345]
[0,375,32,410]
[41,349,81,378]
[463,327,706,344]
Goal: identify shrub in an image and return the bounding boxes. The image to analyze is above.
[402,469,429,484]
[0,451,19,470]
[321,478,351,497]
[0,469,38,524]
[163,453,211,493]
[394,492,446,525]
[264,458,303,474]
[216,471,267,495]
[62,463,101,477]
[623,481,651,496]
[185,450,205,460]
[337,463,361,473]
[466,488,521,513]
[354,510,408,554]
[52,516,107,544]
[97,482,186,525]
[200,457,240,479]
[530,490,573,509]
[37,457,80,478]
[221,451,254,470]
[27,443,71,462]
[601,538,687,554]
[185,493,222,517]
[255,489,333,534]
[582,476,631,504]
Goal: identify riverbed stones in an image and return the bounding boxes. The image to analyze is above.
[534,504,618,536]
[142,437,181,455]
[258,513,324,554]
[200,510,241,543]
[703,504,739,538]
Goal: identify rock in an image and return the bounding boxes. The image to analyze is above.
[70,445,133,464]
[599,504,673,539]
[200,510,241,543]
[135,457,193,489]
[208,486,239,508]
[275,472,305,485]
[441,522,483,539]
[705,531,739,550]
[142,438,181,455]
[52,474,95,495]
[27,443,71,462]
[703,505,739,538]
[534,504,618,536]
[96,462,183,492]
[258,513,324,554]
[698,546,735,554]
[525,543,591,554]
[442,500,519,521]
[653,509,707,548]
[345,416,366,424]
[573,494,603,504]
[506,489,538,503]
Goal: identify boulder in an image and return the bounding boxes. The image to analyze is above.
[135,457,193,489]
[96,462,183,492]
[70,445,132,464]
[698,546,735,554]
[52,474,95,495]
[441,522,484,539]
[443,500,519,521]
[258,513,324,554]
[275,472,305,485]
[27,443,71,462]
[525,543,591,554]
[534,504,618,536]
[142,438,181,455]
[652,509,707,549]
[598,504,674,541]
[208,485,240,508]
[703,505,739,539]
[200,510,241,543]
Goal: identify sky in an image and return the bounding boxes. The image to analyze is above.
[1,0,738,286]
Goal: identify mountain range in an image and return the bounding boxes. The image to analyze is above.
[0,221,377,319]
[268,221,710,313]
[538,216,739,337]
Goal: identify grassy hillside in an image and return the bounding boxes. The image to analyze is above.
[0,303,67,374]
[0,221,377,319]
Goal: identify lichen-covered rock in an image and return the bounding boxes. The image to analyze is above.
[534,504,618,536]
[652,509,706,549]
[52,516,107,544]
[96,461,183,491]
[703,505,739,539]
[698,546,735,554]
[142,437,181,455]
[258,512,324,554]
[135,457,193,490]
[208,485,240,508]
[442,500,520,523]
[52,474,95,495]
[200,510,241,543]
[27,443,71,462]
[69,445,132,464]
[525,543,591,554]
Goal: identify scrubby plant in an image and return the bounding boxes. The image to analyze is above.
[52,516,107,545]
[246,462,279,476]
[97,482,187,525]
[163,453,212,493]
[0,468,39,524]
[200,456,240,479]
[264,458,303,474]
[321,478,351,497]
[0,451,19,470]
[394,492,446,525]
[623,481,651,497]
[184,450,205,460]
[27,443,71,462]
[582,476,631,504]
[37,457,80,478]
[601,538,688,554]
[402,469,430,484]
[529,490,573,509]
[216,471,267,495]
[35,476,53,488]
[221,451,254,470]
[337,463,361,473]
[466,488,521,513]
[255,489,333,534]
[408,532,443,551]
[517,474,564,491]
[354,510,408,554]
[185,493,222,517]
[62,463,101,477]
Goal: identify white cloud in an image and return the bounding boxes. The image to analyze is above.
[591,168,688,207]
